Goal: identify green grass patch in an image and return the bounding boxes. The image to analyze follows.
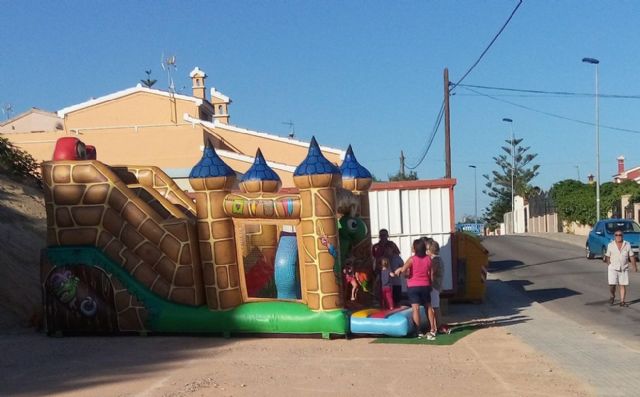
[371,324,477,345]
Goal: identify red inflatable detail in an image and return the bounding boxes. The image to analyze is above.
[52,137,87,161]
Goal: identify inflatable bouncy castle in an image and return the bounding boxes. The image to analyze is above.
[40,135,386,337]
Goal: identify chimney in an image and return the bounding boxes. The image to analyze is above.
[617,155,625,174]
[189,67,207,100]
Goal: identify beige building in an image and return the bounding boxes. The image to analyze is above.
[0,108,63,134]
[3,67,344,188]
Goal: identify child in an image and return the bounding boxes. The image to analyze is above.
[428,240,450,334]
[386,245,405,305]
[343,262,359,301]
[379,257,395,309]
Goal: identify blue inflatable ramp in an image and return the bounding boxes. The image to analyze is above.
[350,306,427,337]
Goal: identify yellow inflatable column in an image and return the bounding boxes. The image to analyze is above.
[189,142,242,310]
[339,145,374,269]
[293,137,343,311]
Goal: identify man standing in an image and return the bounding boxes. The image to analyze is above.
[372,229,402,304]
[605,229,638,307]
[372,229,400,260]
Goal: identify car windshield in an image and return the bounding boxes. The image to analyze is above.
[605,221,640,233]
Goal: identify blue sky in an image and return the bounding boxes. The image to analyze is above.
[2,1,639,221]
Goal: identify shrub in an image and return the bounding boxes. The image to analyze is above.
[0,136,41,185]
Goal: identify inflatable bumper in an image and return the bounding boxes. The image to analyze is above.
[350,306,427,337]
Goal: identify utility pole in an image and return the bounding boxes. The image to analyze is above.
[400,150,406,178]
[444,68,451,179]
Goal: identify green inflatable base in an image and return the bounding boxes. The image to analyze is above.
[45,247,349,337]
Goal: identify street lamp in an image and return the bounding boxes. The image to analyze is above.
[468,165,478,221]
[502,117,515,233]
[582,57,600,221]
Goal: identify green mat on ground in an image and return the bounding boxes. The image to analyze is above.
[371,324,477,345]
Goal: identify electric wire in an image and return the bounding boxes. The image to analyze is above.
[406,101,445,170]
[461,86,640,134]
[450,0,523,90]
[456,83,640,99]
[407,0,523,170]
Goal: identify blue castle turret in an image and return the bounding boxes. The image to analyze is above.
[339,144,372,180]
[240,148,281,193]
[294,136,341,178]
[189,141,235,179]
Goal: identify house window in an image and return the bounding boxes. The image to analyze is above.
[218,105,224,114]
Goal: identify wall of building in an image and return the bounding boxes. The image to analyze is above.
[63,92,203,132]
[0,111,62,134]
[562,221,591,236]
[213,124,343,167]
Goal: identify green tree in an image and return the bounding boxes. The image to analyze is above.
[483,137,540,225]
[550,179,640,225]
[549,179,594,225]
[388,170,418,181]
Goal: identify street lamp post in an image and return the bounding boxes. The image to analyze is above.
[582,57,600,221]
[469,165,478,221]
[502,118,515,233]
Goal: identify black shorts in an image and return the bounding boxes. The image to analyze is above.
[407,286,432,306]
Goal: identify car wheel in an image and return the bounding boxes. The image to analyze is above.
[602,246,607,261]
[586,244,594,259]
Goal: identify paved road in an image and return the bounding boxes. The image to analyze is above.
[482,235,640,396]
[483,235,640,350]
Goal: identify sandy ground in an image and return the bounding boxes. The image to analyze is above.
[0,325,594,397]
[0,174,594,396]
[0,174,46,329]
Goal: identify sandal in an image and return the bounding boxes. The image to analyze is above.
[620,302,629,307]
[609,296,615,305]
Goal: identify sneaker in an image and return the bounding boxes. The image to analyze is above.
[426,332,436,341]
[417,332,427,339]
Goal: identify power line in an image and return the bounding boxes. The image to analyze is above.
[407,0,523,170]
[461,86,640,134]
[406,101,445,169]
[450,0,523,89]
[456,83,640,99]
[456,93,599,99]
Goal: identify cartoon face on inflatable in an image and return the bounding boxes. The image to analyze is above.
[52,137,89,161]
[338,215,368,263]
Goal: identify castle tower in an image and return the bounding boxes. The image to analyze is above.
[189,67,207,101]
[239,149,282,193]
[293,137,342,311]
[189,141,242,310]
[339,144,374,270]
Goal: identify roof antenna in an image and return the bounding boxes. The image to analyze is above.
[1,103,13,120]
[160,53,177,93]
[282,120,295,139]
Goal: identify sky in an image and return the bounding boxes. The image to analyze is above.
[2,1,640,221]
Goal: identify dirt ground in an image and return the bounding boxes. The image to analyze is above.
[0,174,46,329]
[0,175,594,396]
[0,326,594,397]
